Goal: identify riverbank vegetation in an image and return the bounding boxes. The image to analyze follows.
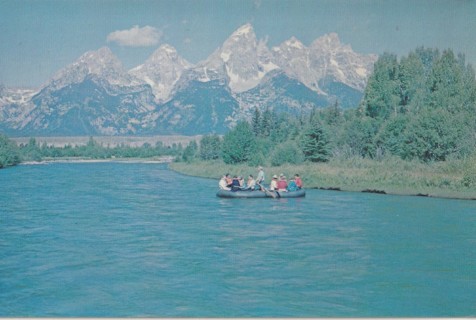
[0,135,182,166]
[172,47,476,199]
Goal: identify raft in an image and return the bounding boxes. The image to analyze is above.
[216,189,306,198]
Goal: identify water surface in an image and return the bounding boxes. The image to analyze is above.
[1,162,475,316]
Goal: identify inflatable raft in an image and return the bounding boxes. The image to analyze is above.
[216,189,305,198]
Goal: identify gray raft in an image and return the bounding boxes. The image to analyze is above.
[216,189,305,198]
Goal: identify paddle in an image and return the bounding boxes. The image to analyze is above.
[257,182,277,199]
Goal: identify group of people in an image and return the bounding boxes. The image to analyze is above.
[219,166,303,192]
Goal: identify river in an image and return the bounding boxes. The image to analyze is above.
[1,162,475,317]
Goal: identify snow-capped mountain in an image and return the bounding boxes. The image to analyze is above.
[47,47,139,92]
[183,23,278,93]
[15,48,157,136]
[272,33,377,94]
[309,33,376,91]
[129,44,193,102]
[0,24,378,136]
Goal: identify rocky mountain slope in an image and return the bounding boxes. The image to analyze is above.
[0,24,377,136]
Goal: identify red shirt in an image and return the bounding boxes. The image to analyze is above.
[295,177,303,188]
[277,180,288,190]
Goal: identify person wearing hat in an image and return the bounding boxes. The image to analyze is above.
[255,166,265,190]
[269,174,278,191]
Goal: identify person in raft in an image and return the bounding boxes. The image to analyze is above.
[269,175,279,191]
[256,166,265,191]
[256,166,265,184]
[277,174,288,191]
[294,174,303,189]
[219,175,231,191]
[225,173,233,187]
[230,175,242,191]
[287,176,299,191]
[246,174,256,190]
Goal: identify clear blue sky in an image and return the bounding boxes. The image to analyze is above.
[1,0,475,88]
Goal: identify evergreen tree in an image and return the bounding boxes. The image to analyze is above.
[260,107,273,137]
[322,100,344,126]
[251,107,261,137]
[300,120,331,162]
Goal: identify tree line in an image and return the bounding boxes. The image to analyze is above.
[0,135,183,168]
[184,47,475,165]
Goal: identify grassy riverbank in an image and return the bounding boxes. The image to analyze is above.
[169,156,476,200]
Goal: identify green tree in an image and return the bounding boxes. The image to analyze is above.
[251,107,261,137]
[344,116,380,158]
[182,140,198,163]
[397,51,427,112]
[322,101,344,127]
[199,134,222,160]
[222,121,257,164]
[402,108,473,162]
[360,53,400,119]
[375,114,408,157]
[0,134,21,168]
[21,137,43,161]
[427,50,465,112]
[300,120,331,162]
[260,107,274,137]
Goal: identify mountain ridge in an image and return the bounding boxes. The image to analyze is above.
[0,24,378,136]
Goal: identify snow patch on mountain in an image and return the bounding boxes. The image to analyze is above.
[129,44,192,102]
[46,47,139,91]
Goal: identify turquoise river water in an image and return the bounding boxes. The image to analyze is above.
[1,162,475,317]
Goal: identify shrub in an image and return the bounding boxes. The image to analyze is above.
[270,141,304,166]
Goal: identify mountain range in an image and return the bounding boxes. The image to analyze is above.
[0,24,377,136]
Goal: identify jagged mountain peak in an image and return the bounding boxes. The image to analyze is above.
[129,43,193,103]
[147,44,185,62]
[283,36,306,50]
[231,23,254,37]
[308,33,377,90]
[193,23,278,93]
[314,32,340,45]
[47,46,134,90]
[310,32,354,54]
[73,46,123,75]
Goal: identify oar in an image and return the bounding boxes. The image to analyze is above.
[257,182,277,199]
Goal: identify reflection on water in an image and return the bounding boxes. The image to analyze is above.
[1,162,475,317]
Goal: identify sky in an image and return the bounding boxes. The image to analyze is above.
[1,0,475,88]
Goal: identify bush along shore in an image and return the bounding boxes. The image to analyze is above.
[169,158,476,200]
